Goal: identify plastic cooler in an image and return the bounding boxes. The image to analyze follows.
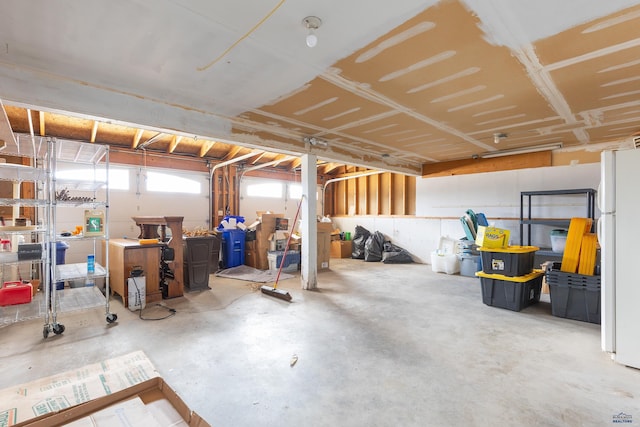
[476,270,543,312]
[546,262,601,324]
[267,250,300,272]
[221,229,245,268]
[479,245,538,277]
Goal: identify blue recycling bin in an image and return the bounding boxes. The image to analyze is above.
[221,230,245,268]
[51,241,69,290]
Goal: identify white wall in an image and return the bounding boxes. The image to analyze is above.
[332,163,601,263]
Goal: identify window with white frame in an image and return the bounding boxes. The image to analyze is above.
[145,171,201,194]
[246,182,283,198]
[288,184,302,200]
[56,168,129,191]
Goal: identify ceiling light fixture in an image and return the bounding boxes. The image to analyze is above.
[302,16,322,48]
[493,132,508,144]
[480,142,562,159]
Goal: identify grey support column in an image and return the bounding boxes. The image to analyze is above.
[300,153,318,290]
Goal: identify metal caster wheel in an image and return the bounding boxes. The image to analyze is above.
[43,326,50,339]
[106,313,117,323]
[53,324,65,335]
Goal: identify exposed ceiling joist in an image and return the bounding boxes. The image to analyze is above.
[167,135,182,153]
[223,146,243,161]
[132,128,144,149]
[90,121,98,143]
[138,132,164,150]
[243,155,298,173]
[38,111,45,136]
[199,140,216,157]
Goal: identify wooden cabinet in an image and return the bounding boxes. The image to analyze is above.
[107,239,162,307]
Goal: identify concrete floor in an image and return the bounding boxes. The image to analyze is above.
[1,258,639,427]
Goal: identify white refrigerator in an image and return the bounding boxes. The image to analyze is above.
[600,147,640,369]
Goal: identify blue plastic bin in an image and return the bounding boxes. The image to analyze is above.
[50,241,69,290]
[221,229,245,268]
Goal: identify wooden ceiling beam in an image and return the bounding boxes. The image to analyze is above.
[320,162,341,174]
[90,120,99,143]
[132,129,144,149]
[38,111,45,136]
[289,158,302,171]
[137,132,164,150]
[251,152,267,164]
[167,135,182,153]
[199,140,216,157]
[421,151,551,177]
[223,145,242,160]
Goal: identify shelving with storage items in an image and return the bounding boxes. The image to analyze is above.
[0,134,50,325]
[48,137,117,335]
[519,189,596,258]
[0,135,118,336]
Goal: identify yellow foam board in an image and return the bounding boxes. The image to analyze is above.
[561,217,592,273]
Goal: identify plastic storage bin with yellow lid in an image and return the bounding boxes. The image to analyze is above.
[479,245,539,277]
[476,270,544,312]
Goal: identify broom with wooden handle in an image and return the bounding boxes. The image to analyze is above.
[260,197,304,302]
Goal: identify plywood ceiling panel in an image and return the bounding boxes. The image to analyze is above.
[549,46,640,112]
[2,0,639,176]
[257,78,393,130]
[534,4,640,65]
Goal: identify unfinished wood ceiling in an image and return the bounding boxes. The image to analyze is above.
[1,0,639,176]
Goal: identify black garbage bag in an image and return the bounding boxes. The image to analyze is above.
[382,250,413,264]
[382,241,414,264]
[352,225,371,259]
[364,231,385,262]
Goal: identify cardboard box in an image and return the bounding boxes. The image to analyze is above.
[19,377,209,427]
[317,222,332,269]
[0,351,208,427]
[330,240,352,258]
[254,213,284,270]
[475,226,510,249]
[244,240,258,268]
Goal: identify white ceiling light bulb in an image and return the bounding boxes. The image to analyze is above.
[306,31,318,48]
[302,16,322,48]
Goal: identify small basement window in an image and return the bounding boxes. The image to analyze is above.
[246,182,283,198]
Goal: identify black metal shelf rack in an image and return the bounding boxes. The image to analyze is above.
[520,188,596,256]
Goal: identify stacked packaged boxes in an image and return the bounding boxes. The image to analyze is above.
[474,226,543,312]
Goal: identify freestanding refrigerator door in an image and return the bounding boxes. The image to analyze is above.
[614,148,640,369]
[600,150,616,353]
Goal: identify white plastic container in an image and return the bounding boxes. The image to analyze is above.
[127,277,146,311]
[550,229,568,253]
[430,252,460,274]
